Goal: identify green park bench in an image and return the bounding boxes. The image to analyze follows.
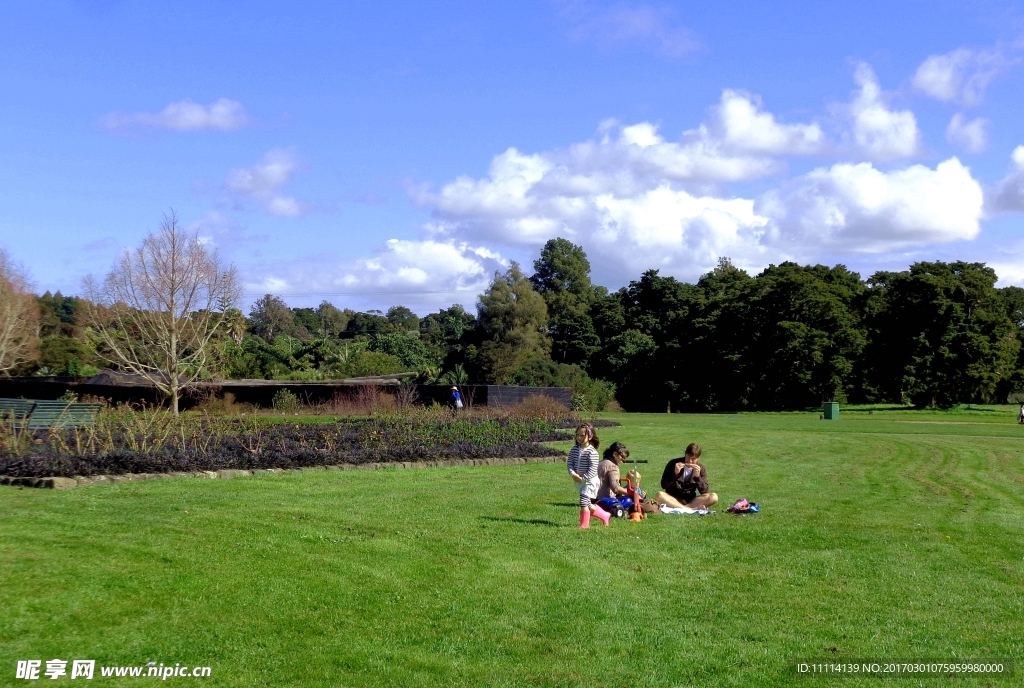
[0,398,103,429]
[0,398,36,423]
[27,401,104,429]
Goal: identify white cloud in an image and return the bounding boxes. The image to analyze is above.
[567,3,700,58]
[708,90,826,155]
[243,239,505,311]
[413,99,985,282]
[912,47,1010,106]
[345,240,503,291]
[945,113,989,153]
[225,149,296,195]
[250,73,988,299]
[991,258,1024,287]
[420,134,779,267]
[224,149,308,217]
[101,98,249,131]
[589,186,774,272]
[419,130,780,281]
[265,197,303,217]
[986,145,1024,213]
[764,157,983,253]
[847,64,922,160]
[421,93,823,245]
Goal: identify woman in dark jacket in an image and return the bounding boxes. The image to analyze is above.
[656,442,718,509]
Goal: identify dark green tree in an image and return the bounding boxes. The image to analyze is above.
[369,331,439,371]
[385,305,419,332]
[249,294,294,341]
[34,291,96,376]
[686,258,756,410]
[862,262,1017,407]
[475,262,551,383]
[530,238,600,366]
[290,307,319,340]
[345,310,388,336]
[586,286,626,379]
[38,336,98,377]
[605,270,703,412]
[743,263,866,410]
[996,286,1024,400]
[505,359,616,411]
[420,304,477,375]
[37,291,80,337]
[315,301,351,338]
[601,328,658,407]
[337,350,404,378]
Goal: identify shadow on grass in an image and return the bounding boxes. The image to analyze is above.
[479,516,560,527]
[843,404,1004,413]
[841,406,914,413]
[548,502,580,508]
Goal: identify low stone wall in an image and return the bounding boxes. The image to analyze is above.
[0,455,565,490]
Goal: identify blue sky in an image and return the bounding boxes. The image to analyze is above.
[2,0,1024,314]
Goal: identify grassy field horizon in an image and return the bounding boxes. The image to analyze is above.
[3,407,1023,686]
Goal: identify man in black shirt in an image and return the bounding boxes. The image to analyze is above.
[656,442,719,510]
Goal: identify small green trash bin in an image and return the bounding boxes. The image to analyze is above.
[823,402,839,420]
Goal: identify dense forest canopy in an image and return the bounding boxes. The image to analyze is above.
[7,239,1024,411]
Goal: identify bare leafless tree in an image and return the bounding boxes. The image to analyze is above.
[83,212,241,414]
[394,381,420,409]
[0,248,39,375]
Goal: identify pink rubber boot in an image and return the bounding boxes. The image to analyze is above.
[592,504,612,526]
[579,509,591,529]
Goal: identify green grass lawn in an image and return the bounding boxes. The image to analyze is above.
[3,408,1024,686]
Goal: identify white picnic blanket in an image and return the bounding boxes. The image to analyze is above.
[660,505,710,515]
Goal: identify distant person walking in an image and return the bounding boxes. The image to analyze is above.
[450,386,464,410]
[1018,403,1024,425]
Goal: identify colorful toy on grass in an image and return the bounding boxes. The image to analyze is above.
[597,494,639,516]
[623,467,645,521]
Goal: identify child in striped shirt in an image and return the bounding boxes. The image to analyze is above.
[567,423,612,528]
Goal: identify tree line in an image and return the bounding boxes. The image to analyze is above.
[2,223,1023,412]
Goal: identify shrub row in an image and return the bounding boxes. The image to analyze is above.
[0,441,564,478]
[0,413,569,478]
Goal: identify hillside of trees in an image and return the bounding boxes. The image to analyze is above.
[4,238,1024,412]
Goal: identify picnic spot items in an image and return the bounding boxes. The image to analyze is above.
[660,505,713,515]
[639,498,662,514]
[726,498,760,514]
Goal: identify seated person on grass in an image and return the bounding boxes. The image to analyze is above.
[597,442,631,500]
[656,442,718,510]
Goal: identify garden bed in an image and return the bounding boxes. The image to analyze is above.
[0,411,572,479]
[0,454,567,489]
